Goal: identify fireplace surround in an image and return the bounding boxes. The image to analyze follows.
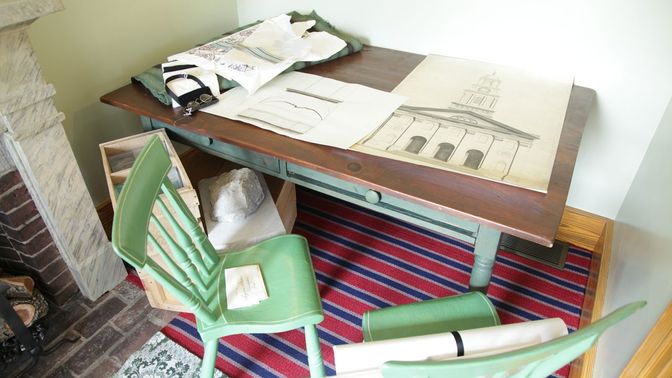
[0,0,126,302]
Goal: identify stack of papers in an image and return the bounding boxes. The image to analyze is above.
[224,265,268,309]
[168,14,346,94]
[203,72,407,149]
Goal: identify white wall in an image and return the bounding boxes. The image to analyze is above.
[594,95,672,376]
[28,0,239,205]
[237,0,672,218]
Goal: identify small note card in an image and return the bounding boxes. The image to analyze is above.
[225,265,268,310]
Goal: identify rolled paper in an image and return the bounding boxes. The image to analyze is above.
[334,317,567,375]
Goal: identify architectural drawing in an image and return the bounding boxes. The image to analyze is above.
[354,55,574,192]
[203,71,407,149]
[239,88,339,133]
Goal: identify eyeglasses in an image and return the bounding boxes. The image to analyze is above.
[183,94,216,116]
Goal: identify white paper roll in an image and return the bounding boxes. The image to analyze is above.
[333,318,567,375]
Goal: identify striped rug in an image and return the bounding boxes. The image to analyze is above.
[161,187,592,377]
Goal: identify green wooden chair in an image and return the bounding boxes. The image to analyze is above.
[111,136,325,378]
[363,300,645,378]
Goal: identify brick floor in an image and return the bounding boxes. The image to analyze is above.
[23,277,177,378]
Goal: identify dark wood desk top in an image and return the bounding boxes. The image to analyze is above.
[101,46,595,247]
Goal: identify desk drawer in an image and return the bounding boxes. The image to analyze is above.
[144,118,281,175]
[285,162,478,242]
[205,140,281,175]
[146,119,213,147]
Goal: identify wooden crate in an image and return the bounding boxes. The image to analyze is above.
[100,130,203,312]
[100,132,297,312]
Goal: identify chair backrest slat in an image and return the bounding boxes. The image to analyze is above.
[161,181,220,269]
[156,193,212,279]
[381,301,645,378]
[150,205,208,292]
[147,230,206,303]
[144,259,216,323]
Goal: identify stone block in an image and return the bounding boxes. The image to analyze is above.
[2,214,46,242]
[0,199,38,229]
[83,357,122,378]
[26,336,82,378]
[111,279,145,305]
[210,167,264,222]
[73,296,126,338]
[17,242,59,268]
[63,326,122,375]
[0,170,21,193]
[31,256,68,285]
[113,295,152,333]
[110,319,163,365]
[10,228,54,254]
[51,280,79,305]
[42,269,77,301]
[0,184,31,213]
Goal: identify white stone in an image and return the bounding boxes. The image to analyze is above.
[209,168,265,222]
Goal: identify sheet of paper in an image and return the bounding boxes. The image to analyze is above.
[352,54,574,193]
[203,71,408,149]
[333,317,567,375]
[168,14,346,94]
[198,172,286,252]
[225,264,268,309]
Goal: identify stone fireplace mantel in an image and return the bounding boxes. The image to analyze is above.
[0,0,126,301]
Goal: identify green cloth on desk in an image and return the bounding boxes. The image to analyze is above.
[132,11,363,106]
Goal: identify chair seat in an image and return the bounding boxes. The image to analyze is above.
[197,234,324,342]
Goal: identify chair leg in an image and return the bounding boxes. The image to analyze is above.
[200,339,219,378]
[304,324,325,378]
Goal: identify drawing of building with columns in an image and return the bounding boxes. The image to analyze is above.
[361,72,539,178]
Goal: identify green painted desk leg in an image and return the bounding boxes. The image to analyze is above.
[469,227,501,293]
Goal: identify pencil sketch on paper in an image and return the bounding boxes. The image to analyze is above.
[239,88,341,134]
[353,55,574,193]
[202,71,408,149]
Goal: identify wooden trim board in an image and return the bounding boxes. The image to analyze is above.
[556,206,608,252]
[569,218,613,378]
[621,302,672,377]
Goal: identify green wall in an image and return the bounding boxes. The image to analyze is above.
[27,0,238,205]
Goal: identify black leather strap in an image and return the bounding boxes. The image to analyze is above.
[162,64,198,73]
[451,331,465,357]
[0,285,39,356]
[164,74,208,105]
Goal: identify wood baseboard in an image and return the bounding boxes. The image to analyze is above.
[621,302,672,377]
[556,206,609,252]
[568,217,613,378]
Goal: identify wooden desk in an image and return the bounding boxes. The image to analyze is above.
[101,46,595,292]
